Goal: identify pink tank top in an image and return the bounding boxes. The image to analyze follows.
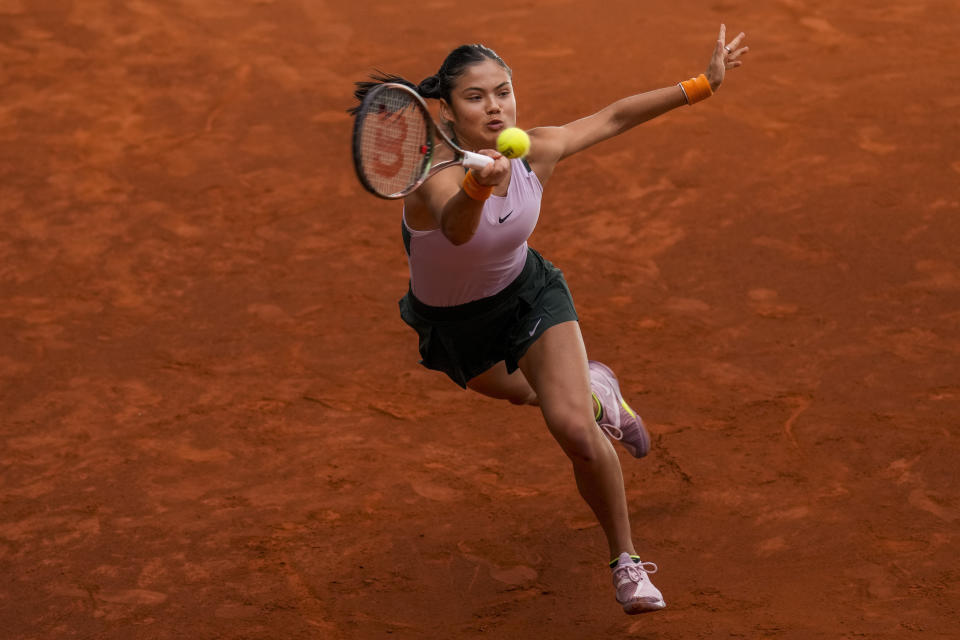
[402,159,543,306]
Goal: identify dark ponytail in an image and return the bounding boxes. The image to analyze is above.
[348,44,511,116]
[347,70,417,115]
[416,74,441,99]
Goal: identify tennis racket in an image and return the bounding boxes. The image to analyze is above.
[352,82,494,199]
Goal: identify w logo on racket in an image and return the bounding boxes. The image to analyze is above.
[371,103,408,179]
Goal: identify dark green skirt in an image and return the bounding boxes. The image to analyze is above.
[398,248,579,388]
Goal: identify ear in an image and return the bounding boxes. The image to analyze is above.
[438,99,454,123]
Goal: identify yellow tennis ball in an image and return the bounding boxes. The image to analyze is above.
[496,127,530,159]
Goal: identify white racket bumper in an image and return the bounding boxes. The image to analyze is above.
[462,151,494,169]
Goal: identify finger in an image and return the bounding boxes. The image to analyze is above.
[728,46,750,60]
[727,31,746,50]
[718,23,726,44]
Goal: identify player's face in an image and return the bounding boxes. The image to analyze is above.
[443,59,516,151]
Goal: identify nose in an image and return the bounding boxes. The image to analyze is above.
[486,96,502,114]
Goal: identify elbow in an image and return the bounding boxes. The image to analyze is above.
[610,113,631,138]
[444,229,473,246]
[440,216,475,246]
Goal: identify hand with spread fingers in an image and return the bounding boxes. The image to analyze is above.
[706,24,749,92]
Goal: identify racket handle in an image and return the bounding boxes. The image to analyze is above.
[462,151,494,170]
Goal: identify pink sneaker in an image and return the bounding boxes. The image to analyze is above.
[612,552,666,614]
[588,361,650,458]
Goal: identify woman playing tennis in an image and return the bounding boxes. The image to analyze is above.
[351,25,747,614]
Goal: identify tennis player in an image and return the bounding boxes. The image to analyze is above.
[351,25,747,614]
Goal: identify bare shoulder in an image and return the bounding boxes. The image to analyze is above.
[525,126,566,184]
[528,126,566,155]
[402,190,436,231]
[403,164,463,231]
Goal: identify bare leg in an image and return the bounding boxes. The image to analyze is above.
[517,321,635,559]
[467,361,539,406]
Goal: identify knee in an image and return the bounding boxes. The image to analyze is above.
[546,415,607,462]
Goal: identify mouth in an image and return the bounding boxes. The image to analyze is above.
[485,119,505,132]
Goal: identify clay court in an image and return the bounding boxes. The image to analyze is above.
[2,0,958,638]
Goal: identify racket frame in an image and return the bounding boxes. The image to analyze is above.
[352,83,493,199]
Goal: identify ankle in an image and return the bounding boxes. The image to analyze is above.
[609,551,641,568]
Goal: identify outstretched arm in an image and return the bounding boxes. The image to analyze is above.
[530,25,748,165]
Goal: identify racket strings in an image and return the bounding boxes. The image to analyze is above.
[357,88,430,197]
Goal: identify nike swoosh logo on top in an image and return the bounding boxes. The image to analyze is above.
[528,317,542,336]
[498,210,514,224]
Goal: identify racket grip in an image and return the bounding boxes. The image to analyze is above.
[462,151,494,169]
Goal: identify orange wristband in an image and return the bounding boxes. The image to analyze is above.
[678,73,713,105]
[461,170,493,201]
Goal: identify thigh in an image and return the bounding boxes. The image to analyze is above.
[517,320,595,431]
[467,361,537,405]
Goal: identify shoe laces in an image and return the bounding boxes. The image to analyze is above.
[599,423,624,441]
[615,561,658,584]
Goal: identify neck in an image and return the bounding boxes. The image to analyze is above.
[449,125,483,152]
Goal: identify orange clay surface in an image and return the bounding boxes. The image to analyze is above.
[2,1,959,638]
